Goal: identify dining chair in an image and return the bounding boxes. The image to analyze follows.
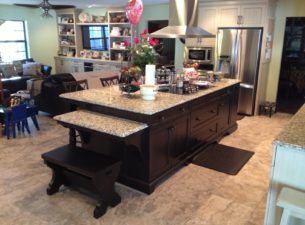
[5,104,31,139]
[27,105,40,131]
[63,79,89,92]
[100,76,120,87]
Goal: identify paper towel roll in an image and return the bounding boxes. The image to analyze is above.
[145,64,156,85]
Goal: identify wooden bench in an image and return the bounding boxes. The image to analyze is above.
[42,110,148,218]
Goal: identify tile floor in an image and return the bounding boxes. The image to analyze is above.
[0,113,292,225]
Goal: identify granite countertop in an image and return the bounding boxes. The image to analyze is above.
[274,104,305,150]
[54,110,148,138]
[60,79,240,115]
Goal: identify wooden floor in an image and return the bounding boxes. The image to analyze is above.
[0,112,292,225]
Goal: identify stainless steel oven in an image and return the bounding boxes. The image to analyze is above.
[187,47,214,63]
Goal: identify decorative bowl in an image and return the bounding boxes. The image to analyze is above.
[119,83,140,94]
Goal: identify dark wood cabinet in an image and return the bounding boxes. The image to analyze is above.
[217,93,231,133]
[149,114,189,180]
[61,83,240,194]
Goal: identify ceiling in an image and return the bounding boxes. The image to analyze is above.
[0,0,169,8]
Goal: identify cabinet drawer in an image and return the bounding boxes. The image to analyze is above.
[191,100,218,129]
[151,104,189,125]
[190,120,218,147]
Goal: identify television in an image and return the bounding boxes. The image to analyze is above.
[81,25,109,51]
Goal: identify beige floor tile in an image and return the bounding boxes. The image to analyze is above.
[0,112,292,224]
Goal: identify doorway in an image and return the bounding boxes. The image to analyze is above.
[277,17,305,114]
[148,20,175,66]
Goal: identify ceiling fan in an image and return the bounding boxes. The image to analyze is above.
[14,0,75,18]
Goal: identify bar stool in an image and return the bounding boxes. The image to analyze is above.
[277,187,305,225]
[259,101,276,117]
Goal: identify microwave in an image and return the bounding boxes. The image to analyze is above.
[187,47,214,63]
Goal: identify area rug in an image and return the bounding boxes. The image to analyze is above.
[192,144,254,175]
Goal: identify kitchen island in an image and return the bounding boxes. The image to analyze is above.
[264,104,305,225]
[55,79,240,194]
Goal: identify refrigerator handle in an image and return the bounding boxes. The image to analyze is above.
[231,30,239,79]
[234,30,241,80]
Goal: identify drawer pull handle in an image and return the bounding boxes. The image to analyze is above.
[160,116,165,121]
[169,126,175,132]
[209,128,215,132]
[195,117,200,121]
[220,103,225,106]
[180,107,186,112]
[210,110,216,113]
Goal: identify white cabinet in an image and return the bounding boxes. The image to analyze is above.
[54,56,126,74]
[198,7,218,34]
[72,61,84,73]
[218,6,240,27]
[198,3,266,30]
[241,5,265,26]
[55,57,73,73]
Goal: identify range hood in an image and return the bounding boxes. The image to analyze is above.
[150,0,215,38]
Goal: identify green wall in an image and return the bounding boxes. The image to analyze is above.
[138,4,169,35]
[266,0,305,101]
[0,4,58,69]
[137,3,184,70]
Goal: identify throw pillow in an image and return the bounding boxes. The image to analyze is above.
[22,62,41,76]
[12,60,23,75]
[0,63,18,78]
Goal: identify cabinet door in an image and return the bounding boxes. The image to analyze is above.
[218,7,239,27]
[61,59,73,73]
[198,7,217,35]
[94,63,110,71]
[170,115,189,166]
[240,5,264,26]
[149,122,171,179]
[218,94,231,133]
[72,61,84,73]
[149,115,189,179]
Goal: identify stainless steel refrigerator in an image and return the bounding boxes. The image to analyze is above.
[216,28,262,115]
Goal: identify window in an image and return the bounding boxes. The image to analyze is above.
[0,20,28,62]
[82,25,109,51]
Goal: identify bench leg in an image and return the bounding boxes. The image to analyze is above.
[92,163,121,219]
[46,164,65,195]
[93,189,121,219]
[280,209,290,225]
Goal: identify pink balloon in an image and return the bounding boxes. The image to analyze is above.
[126,0,143,26]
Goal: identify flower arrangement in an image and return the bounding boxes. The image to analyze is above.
[120,65,142,84]
[124,28,159,69]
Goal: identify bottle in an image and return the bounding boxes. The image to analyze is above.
[177,74,184,88]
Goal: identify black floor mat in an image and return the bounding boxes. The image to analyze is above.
[192,144,254,175]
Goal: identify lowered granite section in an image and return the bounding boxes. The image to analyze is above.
[54,110,148,138]
[274,103,305,150]
[60,79,240,115]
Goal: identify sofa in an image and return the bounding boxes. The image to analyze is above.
[34,73,75,116]
[33,70,121,116]
[0,58,52,95]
